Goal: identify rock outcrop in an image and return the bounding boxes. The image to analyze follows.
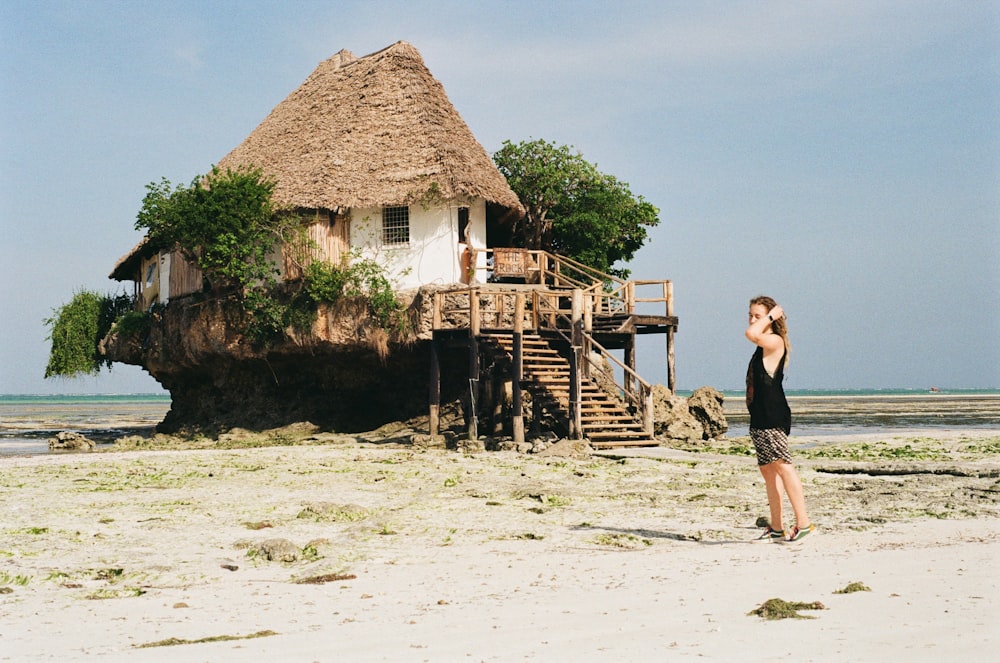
[652,385,728,443]
[48,431,97,450]
[100,287,470,434]
[688,386,728,440]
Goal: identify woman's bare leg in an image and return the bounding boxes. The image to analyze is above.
[774,461,810,528]
[759,463,785,530]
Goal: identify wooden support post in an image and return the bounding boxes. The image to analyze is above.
[582,291,593,380]
[665,280,676,393]
[432,292,442,330]
[643,386,654,435]
[570,318,583,440]
[571,289,583,326]
[569,289,583,440]
[467,335,479,441]
[490,371,503,436]
[531,395,543,437]
[512,293,525,444]
[470,290,480,337]
[429,338,440,436]
[625,337,636,397]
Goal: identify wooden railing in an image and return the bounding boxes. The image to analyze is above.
[431,281,674,335]
[465,248,674,322]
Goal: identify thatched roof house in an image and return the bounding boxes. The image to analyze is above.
[113,40,524,299]
[217,41,523,214]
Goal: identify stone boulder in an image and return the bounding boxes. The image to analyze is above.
[48,431,96,450]
[651,385,729,443]
[535,438,592,458]
[651,385,702,441]
[255,538,301,563]
[688,386,728,439]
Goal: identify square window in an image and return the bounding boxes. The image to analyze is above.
[382,206,410,245]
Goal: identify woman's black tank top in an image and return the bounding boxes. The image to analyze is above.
[745,346,791,433]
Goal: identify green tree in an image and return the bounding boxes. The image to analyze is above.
[136,166,284,294]
[137,166,297,345]
[493,139,659,277]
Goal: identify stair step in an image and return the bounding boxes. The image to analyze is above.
[586,429,651,439]
[582,418,645,427]
[590,438,659,449]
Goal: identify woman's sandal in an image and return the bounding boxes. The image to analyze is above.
[785,523,816,543]
[757,526,785,542]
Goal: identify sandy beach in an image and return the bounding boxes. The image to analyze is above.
[2,429,998,661]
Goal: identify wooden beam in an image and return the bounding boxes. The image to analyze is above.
[569,310,583,440]
[512,293,525,444]
[665,280,676,393]
[467,335,479,441]
[470,291,480,337]
[625,337,636,397]
[429,338,440,436]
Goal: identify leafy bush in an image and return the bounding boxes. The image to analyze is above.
[301,257,405,331]
[302,261,348,303]
[111,310,152,338]
[244,290,289,347]
[136,166,287,293]
[45,291,136,377]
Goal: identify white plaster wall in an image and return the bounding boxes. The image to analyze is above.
[158,253,171,304]
[350,199,486,290]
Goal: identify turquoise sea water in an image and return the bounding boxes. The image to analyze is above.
[719,389,1000,438]
[0,394,171,456]
[1,390,998,456]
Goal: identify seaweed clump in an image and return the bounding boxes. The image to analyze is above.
[748,598,826,620]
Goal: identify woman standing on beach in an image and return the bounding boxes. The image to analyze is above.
[745,296,815,543]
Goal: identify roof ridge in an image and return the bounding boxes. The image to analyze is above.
[336,40,416,71]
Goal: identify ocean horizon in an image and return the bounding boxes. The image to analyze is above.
[4,388,1000,399]
[1,389,998,457]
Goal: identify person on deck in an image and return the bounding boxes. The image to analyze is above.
[745,295,815,543]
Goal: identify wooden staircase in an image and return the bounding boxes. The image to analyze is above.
[482,332,657,449]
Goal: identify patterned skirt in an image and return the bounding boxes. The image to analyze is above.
[749,427,793,466]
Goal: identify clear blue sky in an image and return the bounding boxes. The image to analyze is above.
[2,0,998,394]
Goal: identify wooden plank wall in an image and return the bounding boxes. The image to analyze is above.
[282,210,351,280]
[169,249,203,298]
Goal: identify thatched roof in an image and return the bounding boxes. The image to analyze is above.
[109,237,152,280]
[215,41,524,215]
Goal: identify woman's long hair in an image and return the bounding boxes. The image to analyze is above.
[750,295,791,356]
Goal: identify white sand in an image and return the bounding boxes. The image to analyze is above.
[1,437,998,661]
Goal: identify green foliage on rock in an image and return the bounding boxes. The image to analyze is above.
[134,167,406,346]
[46,167,409,367]
[111,310,152,338]
[300,256,405,331]
[493,138,659,277]
[45,291,135,378]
